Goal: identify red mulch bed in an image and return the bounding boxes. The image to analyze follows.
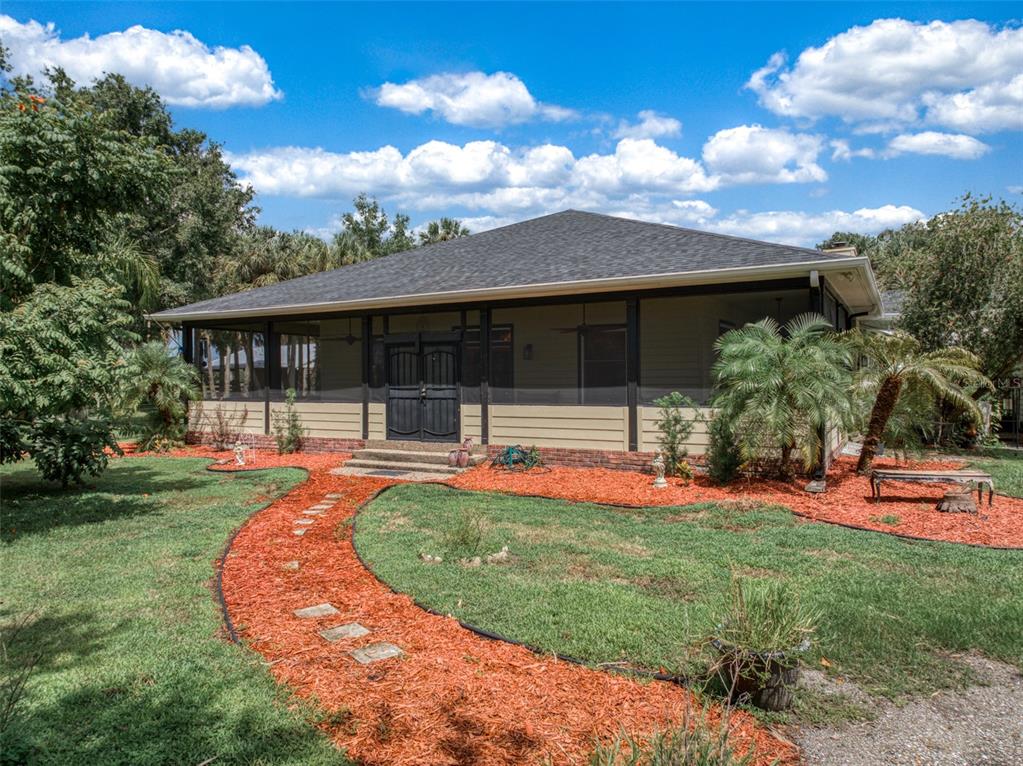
[447,456,1023,549]
[205,453,796,766]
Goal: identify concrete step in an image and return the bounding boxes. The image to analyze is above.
[333,465,450,481]
[355,448,485,467]
[364,438,478,454]
[344,458,465,476]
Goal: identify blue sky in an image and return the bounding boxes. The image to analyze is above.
[3,2,1021,245]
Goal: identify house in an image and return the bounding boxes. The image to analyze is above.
[151,210,882,470]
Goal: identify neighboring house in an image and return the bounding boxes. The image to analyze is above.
[151,210,882,468]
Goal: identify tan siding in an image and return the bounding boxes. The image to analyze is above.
[638,405,713,456]
[489,405,627,450]
[461,404,482,442]
[368,402,386,440]
[269,401,361,439]
[189,399,265,436]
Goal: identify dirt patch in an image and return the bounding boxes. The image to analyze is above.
[631,575,699,601]
[380,512,411,533]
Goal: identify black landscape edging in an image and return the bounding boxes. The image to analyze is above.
[349,483,688,687]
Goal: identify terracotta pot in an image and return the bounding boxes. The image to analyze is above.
[448,449,460,467]
[456,449,470,468]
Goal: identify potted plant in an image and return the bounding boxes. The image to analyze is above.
[710,578,818,711]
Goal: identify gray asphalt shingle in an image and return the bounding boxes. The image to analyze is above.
[152,210,856,319]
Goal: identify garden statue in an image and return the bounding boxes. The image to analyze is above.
[234,440,246,466]
[652,453,668,488]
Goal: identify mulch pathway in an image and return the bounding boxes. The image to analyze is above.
[447,456,1023,549]
[200,451,796,766]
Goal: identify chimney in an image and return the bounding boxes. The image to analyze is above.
[821,240,858,258]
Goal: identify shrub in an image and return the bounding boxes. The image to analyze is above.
[118,341,199,451]
[589,703,754,766]
[272,388,306,454]
[27,416,121,488]
[705,414,742,485]
[654,392,700,477]
[712,578,819,657]
[442,507,488,558]
[200,402,249,450]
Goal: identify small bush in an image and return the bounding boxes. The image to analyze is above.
[706,415,742,485]
[272,388,306,454]
[27,416,121,488]
[712,578,818,656]
[589,703,754,766]
[442,507,488,557]
[654,392,700,477]
[200,402,249,449]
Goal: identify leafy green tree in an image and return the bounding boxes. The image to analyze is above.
[712,314,852,479]
[0,74,172,310]
[418,217,470,245]
[333,194,416,259]
[849,330,991,474]
[118,341,200,450]
[896,195,1023,382]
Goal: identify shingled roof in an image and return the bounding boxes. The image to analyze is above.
[152,210,874,321]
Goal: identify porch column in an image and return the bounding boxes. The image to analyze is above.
[626,298,639,452]
[361,316,371,440]
[181,323,193,365]
[480,307,490,445]
[264,321,272,435]
[809,274,827,478]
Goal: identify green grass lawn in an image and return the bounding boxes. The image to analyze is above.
[356,484,1022,719]
[1,457,351,766]
[968,447,1023,498]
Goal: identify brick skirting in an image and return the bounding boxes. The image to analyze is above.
[186,432,364,454]
[486,444,659,473]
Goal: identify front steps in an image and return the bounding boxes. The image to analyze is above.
[334,440,485,480]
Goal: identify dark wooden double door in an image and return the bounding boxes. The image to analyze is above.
[386,335,459,442]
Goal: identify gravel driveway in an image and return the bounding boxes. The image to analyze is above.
[795,655,1023,765]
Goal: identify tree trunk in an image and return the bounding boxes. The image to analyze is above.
[243,333,254,396]
[857,376,903,474]
[232,338,241,397]
[779,441,795,481]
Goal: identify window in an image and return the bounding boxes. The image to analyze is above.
[579,325,626,405]
[194,324,266,400]
[275,318,363,402]
[461,324,513,403]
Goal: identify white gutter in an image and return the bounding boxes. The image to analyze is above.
[150,256,881,323]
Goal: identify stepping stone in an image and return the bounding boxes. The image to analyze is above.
[350,641,404,664]
[303,509,325,515]
[311,502,334,509]
[293,603,339,619]
[293,529,307,536]
[294,518,315,526]
[325,493,343,500]
[282,560,300,571]
[319,622,369,642]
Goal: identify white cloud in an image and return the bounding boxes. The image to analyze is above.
[747,18,1023,133]
[829,139,876,161]
[1008,185,1023,195]
[229,137,723,202]
[372,71,575,128]
[702,125,826,184]
[613,110,683,139]
[885,131,990,160]
[707,205,926,246]
[0,15,281,108]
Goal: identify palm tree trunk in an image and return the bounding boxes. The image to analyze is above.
[243,333,254,396]
[857,376,903,474]
[780,441,795,481]
[232,338,241,397]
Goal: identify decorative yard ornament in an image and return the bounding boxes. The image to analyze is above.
[234,440,246,466]
[652,453,668,488]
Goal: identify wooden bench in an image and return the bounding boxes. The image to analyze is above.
[870,469,995,506]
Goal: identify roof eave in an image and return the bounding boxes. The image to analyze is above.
[148,256,880,324]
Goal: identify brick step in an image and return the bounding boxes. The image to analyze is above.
[354,449,485,467]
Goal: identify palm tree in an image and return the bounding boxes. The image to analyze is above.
[849,330,991,473]
[712,314,853,480]
[120,341,200,449]
[418,218,470,246]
